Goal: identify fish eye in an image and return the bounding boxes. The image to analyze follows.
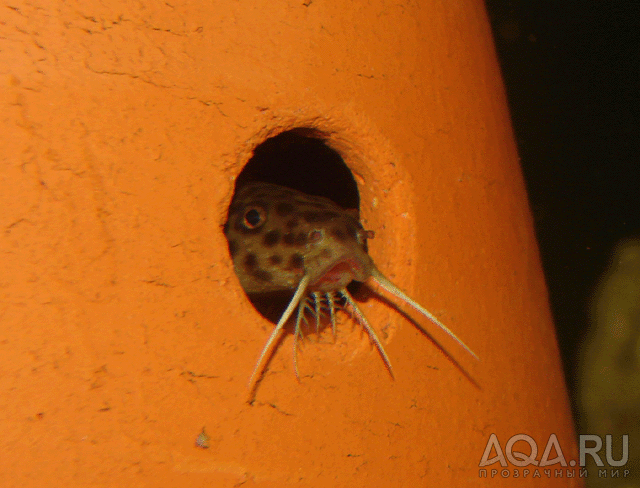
[242,207,266,230]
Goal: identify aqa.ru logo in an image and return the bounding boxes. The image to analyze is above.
[478,434,630,480]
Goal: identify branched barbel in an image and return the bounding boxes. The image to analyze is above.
[223,182,478,395]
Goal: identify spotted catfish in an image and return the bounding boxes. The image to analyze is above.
[223,182,477,393]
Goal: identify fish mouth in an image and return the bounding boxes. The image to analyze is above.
[310,256,366,290]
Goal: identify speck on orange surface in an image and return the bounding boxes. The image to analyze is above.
[0,1,580,487]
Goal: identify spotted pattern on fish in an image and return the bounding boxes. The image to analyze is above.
[224,182,370,295]
[223,182,478,397]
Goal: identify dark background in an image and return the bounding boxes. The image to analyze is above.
[484,0,639,419]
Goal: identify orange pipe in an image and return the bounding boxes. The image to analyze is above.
[0,0,579,486]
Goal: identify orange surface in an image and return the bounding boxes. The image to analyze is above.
[0,1,579,487]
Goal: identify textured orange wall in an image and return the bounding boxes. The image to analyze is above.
[0,0,579,486]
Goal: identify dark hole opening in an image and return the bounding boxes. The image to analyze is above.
[228,128,365,326]
[234,128,359,209]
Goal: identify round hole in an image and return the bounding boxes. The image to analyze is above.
[226,128,367,325]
